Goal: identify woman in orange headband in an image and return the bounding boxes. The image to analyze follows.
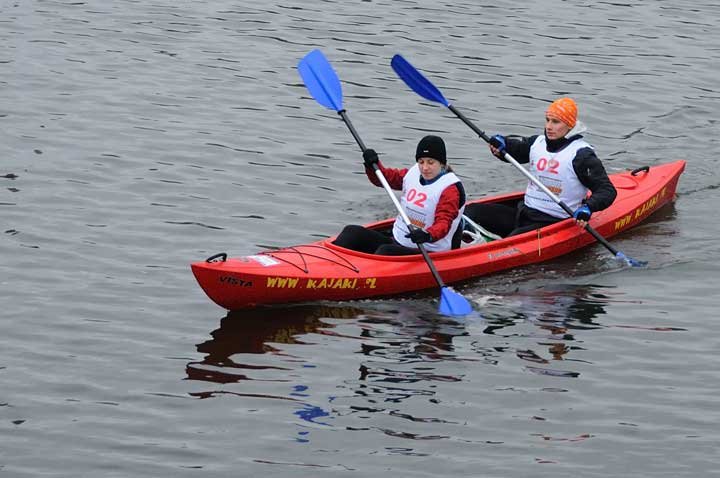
[464,97,617,237]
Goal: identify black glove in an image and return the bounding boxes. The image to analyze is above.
[405,227,433,244]
[363,148,379,169]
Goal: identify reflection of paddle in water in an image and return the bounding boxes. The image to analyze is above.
[187,304,362,443]
[290,384,332,443]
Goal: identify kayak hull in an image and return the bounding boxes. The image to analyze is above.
[192,160,685,310]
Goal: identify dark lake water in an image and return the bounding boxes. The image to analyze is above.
[2,1,719,476]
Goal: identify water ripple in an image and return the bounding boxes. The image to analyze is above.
[2,0,720,476]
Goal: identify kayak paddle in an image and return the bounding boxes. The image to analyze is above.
[390,53,647,268]
[298,49,474,316]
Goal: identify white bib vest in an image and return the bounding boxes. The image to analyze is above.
[524,136,591,218]
[392,164,464,252]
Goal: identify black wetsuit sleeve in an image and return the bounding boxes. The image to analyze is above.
[572,147,618,212]
[502,135,538,164]
[455,181,466,208]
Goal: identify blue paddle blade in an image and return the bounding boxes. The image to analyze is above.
[391,54,450,107]
[298,49,343,112]
[616,251,648,268]
[439,287,473,316]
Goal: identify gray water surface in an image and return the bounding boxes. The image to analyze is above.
[2,1,719,476]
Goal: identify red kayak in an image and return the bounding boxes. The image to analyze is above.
[192,160,685,310]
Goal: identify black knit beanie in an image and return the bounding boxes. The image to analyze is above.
[415,135,446,164]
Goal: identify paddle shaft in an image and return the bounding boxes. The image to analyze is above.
[447,105,625,257]
[337,110,450,289]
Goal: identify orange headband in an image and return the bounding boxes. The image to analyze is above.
[546,97,578,128]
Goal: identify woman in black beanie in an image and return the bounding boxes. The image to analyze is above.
[332,135,466,255]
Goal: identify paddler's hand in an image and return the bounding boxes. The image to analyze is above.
[405,228,433,244]
[489,134,506,159]
[363,149,379,169]
[573,204,592,227]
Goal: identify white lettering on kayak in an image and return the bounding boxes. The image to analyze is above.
[487,248,521,260]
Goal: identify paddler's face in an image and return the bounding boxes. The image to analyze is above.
[545,115,572,140]
[417,157,443,180]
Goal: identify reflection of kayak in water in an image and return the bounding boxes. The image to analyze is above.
[187,305,364,385]
[191,161,686,310]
